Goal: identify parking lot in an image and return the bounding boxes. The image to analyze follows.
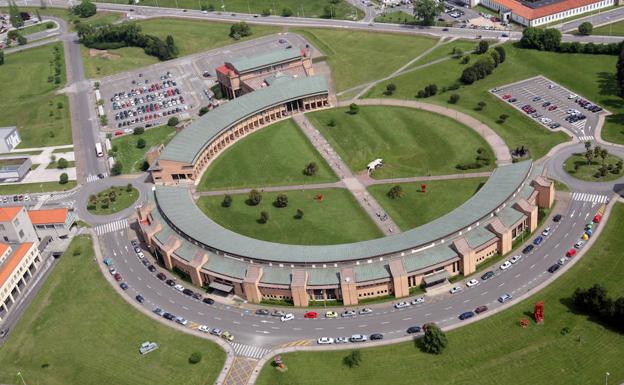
[491,76,606,142]
[96,32,316,137]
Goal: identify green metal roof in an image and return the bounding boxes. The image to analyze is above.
[307,269,341,285]
[203,255,247,280]
[464,226,497,249]
[260,267,291,285]
[497,206,525,228]
[174,238,199,262]
[354,263,391,282]
[154,159,532,264]
[159,75,328,164]
[228,49,302,73]
[402,244,458,273]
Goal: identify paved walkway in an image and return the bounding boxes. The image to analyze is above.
[195,181,344,197]
[337,99,513,165]
[221,357,258,385]
[292,113,400,235]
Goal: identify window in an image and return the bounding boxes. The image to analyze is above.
[18,230,24,239]
[13,218,19,226]
[0,224,5,231]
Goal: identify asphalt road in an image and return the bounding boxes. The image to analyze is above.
[561,5,624,32]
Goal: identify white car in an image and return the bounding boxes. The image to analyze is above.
[574,240,585,249]
[334,336,349,344]
[317,337,334,345]
[500,261,512,270]
[568,94,578,99]
[510,255,522,264]
[174,284,185,292]
[359,308,373,314]
[466,279,479,287]
[542,227,551,237]
[137,252,145,259]
[281,313,295,322]
[175,317,188,326]
[350,334,367,342]
[558,257,567,265]
[198,325,210,333]
[449,286,462,294]
[411,297,425,305]
[394,301,410,309]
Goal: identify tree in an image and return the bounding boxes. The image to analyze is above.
[327,118,336,127]
[448,93,460,104]
[198,106,210,116]
[385,83,397,95]
[599,148,608,165]
[259,211,269,224]
[126,183,133,192]
[584,141,592,151]
[59,173,69,184]
[413,0,444,26]
[617,45,624,97]
[275,194,288,208]
[165,35,178,57]
[542,28,562,51]
[111,161,123,175]
[585,149,595,165]
[17,35,27,46]
[281,7,293,16]
[261,8,271,16]
[475,40,489,54]
[248,189,262,206]
[167,117,179,127]
[303,162,318,176]
[136,138,146,149]
[349,103,359,115]
[460,66,478,84]
[8,1,23,28]
[222,194,232,207]
[421,324,448,354]
[133,126,144,135]
[476,101,487,110]
[519,27,544,50]
[72,0,97,18]
[578,22,593,36]
[295,209,304,219]
[188,352,202,364]
[343,350,362,368]
[57,157,68,169]
[387,185,404,199]
[494,46,506,63]
[0,51,4,66]
[229,22,251,39]
[490,49,500,66]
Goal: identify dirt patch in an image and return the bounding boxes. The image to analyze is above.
[88,48,121,60]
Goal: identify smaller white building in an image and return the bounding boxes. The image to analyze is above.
[367,158,384,172]
[0,127,21,153]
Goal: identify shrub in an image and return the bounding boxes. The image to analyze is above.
[295,209,304,219]
[421,324,447,354]
[59,173,68,184]
[385,83,397,95]
[274,194,288,208]
[222,194,232,208]
[126,183,133,192]
[0,50,4,66]
[111,161,123,176]
[198,106,210,116]
[494,46,506,63]
[327,119,336,127]
[167,117,179,127]
[281,7,293,16]
[460,55,470,64]
[72,0,97,17]
[133,126,144,135]
[229,22,251,39]
[259,211,269,223]
[475,40,489,54]
[188,352,202,364]
[248,189,262,206]
[387,185,404,199]
[136,138,146,149]
[57,157,68,169]
[578,21,593,36]
[303,162,318,176]
[448,94,460,104]
[343,350,362,368]
[476,101,487,111]
[261,8,271,16]
[349,103,359,115]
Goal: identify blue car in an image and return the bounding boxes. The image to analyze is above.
[459,311,475,321]
[533,236,543,245]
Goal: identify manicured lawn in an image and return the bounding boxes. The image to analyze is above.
[87,186,139,215]
[256,203,624,385]
[197,188,383,244]
[413,39,492,68]
[307,106,495,178]
[112,125,176,174]
[0,8,123,30]
[292,28,438,92]
[198,119,337,191]
[563,153,623,182]
[82,18,280,78]
[368,177,487,231]
[0,235,226,385]
[0,181,77,195]
[593,19,624,35]
[374,10,417,23]
[0,43,71,148]
[18,21,56,36]
[46,160,76,169]
[366,44,614,158]
[100,0,362,19]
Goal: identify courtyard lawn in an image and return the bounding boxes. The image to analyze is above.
[197,188,383,245]
[0,236,226,385]
[198,119,337,191]
[563,153,624,182]
[593,20,624,35]
[82,18,280,78]
[87,186,139,215]
[0,43,71,148]
[256,203,624,385]
[306,105,496,178]
[0,180,77,195]
[368,177,487,231]
[99,0,362,19]
[112,125,176,174]
[292,28,438,92]
[414,39,483,67]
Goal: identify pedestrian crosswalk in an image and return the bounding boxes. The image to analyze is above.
[572,192,609,203]
[86,173,108,183]
[578,135,594,142]
[95,219,129,235]
[230,343,271,360]
[571,120,586,129]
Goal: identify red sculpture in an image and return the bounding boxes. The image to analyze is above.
[534,301,544,323]
[421,184,427,193]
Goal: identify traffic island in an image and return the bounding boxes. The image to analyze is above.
[87,185,139,215]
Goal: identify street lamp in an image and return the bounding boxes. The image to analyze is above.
[605,372,610,385]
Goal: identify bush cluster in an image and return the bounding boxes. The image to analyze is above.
[572,284,624,332]
[520,27,622,55]
[416,84,437,98]
[456,147,490,170]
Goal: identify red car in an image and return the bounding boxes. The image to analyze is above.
[548,105,557,111]
[502,94,512,100]
[474,305,488,314]
[114,131,123,136]
[566,249,577,258]
[304,311,318,319]
[114,273,123,282]
[593,214,602,223]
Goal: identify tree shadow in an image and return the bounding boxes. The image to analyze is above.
[558,296,624,335]
[596,71,618,97]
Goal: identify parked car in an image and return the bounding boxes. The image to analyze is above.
[153,308,165,316]
[255,308,270,315]
[474,305,488,314]
[411,297,425,305]
[198,325,210,333]
[566,249,577,257]
[135,295,145,303]
[163,312,175,320]
[359,308,373,315]
[342,310,357,317]
[548,264,560,273]
[120,282,129,290]
[147,265,157,273]
[350,334,368,342]
[370,333,384,340]
[466,279,479,287]
[406,326,422,334]
[210,328,222,336]
[498,293,513,303]
[114,273,123,282]
[271,310,286,317]
[510,255,522,264]
[201,297,214,305]
[304,311,318,319]
[182,288,194,296]
[522,245,534,254]
[165,279,175,286]
[553,214,562,222]
[459,311,475,320]
[533,236,543,245]
[574,240,585,249]
[174,284,185,292]
[334,337,349,344]
[449,286,462,294]
[395,301,410,309]
[221,331,234,341]
[325,311,338,318]
[542,227,551,237]
[500,261,512,270]
[281,313,295,322]
[481,271,495,280]
[175,317,188,326]
[317,337,334,345]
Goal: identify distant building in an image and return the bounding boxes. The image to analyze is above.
[0,157,32,182]
[0,207,38,244]
[216,48,314,99]
[27,208,76,239]
[473,0,616,26]
[0,127,21,153]
[0,242,42,323]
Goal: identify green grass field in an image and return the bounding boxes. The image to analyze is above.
[0,235,226,385]
[306,105,495,178]
[100,0,362,19]
[563,153,623,182]
[0,181,77,195]
[0,43,71,148]
[292,28,438,92]
[198,119,337,191]
[87,186,139,215]
[256,203,624,385]
[82,18,280,78]
[18,21,56,36]
[414,39,482,67]
[197,188,383,244]
[364,43,624,152]
[368,177,487,231]
[112,125,176,174]
[593,19,624,35]
[0,7,124,30]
